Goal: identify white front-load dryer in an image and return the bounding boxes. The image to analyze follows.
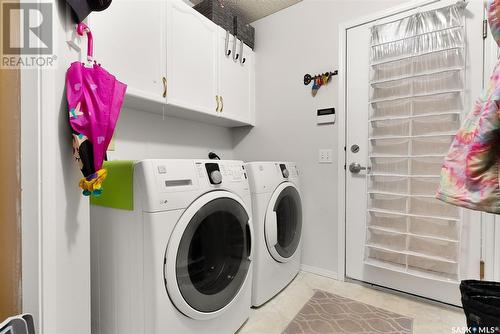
[90,159,253,334]
[244,162,302,307]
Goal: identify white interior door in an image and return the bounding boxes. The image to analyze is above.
[345,0,484,306]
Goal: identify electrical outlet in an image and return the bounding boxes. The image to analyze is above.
[319,149,333,164]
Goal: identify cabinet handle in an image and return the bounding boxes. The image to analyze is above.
[225,30,231,56]
[162,77,167,98]
[232,36,239,61]
[220,96,224,112]
[239,39,245,64]
[216,95,220,112]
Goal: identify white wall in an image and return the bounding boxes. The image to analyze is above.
[20,3,92,333]
[109,108,234,161]
[233,0,403,276]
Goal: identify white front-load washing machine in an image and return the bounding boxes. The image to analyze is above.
[244,162,302,307]
[90,159,253,334]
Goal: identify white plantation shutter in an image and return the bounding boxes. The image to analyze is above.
[365,4,466,281]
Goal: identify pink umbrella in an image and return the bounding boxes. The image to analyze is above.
[67,23,127,196]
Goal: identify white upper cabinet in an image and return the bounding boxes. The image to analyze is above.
[91,1,166,104]
[166,0,219,116]
[217,28,255,125]
[90,0,254,127]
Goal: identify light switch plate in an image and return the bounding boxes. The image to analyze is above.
[319,149,333,164]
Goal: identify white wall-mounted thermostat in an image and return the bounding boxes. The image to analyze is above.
[317,108,335,125]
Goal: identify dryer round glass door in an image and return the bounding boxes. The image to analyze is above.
[164,191,252,320]
[265,182,302,263]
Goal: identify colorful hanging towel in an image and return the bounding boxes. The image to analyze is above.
[436,59,500,214]
[488,0,500,48]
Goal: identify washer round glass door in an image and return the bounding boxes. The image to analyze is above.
[164,191,252,320]
[264,182,302,263]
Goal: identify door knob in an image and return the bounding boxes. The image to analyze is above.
[349,162,369,174]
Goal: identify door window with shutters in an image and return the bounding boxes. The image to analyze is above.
[366,4,465,281]
[345,0,483,306]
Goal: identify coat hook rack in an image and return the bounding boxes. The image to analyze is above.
[304,70,338,85]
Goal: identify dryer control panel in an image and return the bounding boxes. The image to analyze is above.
[278,163,299,180]
[245,161,300,194]
[283,163,299,179]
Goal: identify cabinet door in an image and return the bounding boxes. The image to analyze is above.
[166,0,219,115]
[217,28,255,125]
[91,0,166,103]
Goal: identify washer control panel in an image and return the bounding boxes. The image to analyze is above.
[220,163,246,182]
[205,163,222,185]
[136,159,251,212]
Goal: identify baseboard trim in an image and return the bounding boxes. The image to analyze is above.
[300,265,338,280]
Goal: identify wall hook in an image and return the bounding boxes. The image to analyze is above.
[76,22,94,63]
[304,70,338,85]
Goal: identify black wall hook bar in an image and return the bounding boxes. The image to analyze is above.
[304,70,338,85]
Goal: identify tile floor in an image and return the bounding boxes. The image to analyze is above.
[239,271,466,334]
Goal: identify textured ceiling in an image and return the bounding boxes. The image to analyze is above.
[190,0,303,23]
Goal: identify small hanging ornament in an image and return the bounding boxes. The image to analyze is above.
[311,77,321,97]
[304,70,338,97]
